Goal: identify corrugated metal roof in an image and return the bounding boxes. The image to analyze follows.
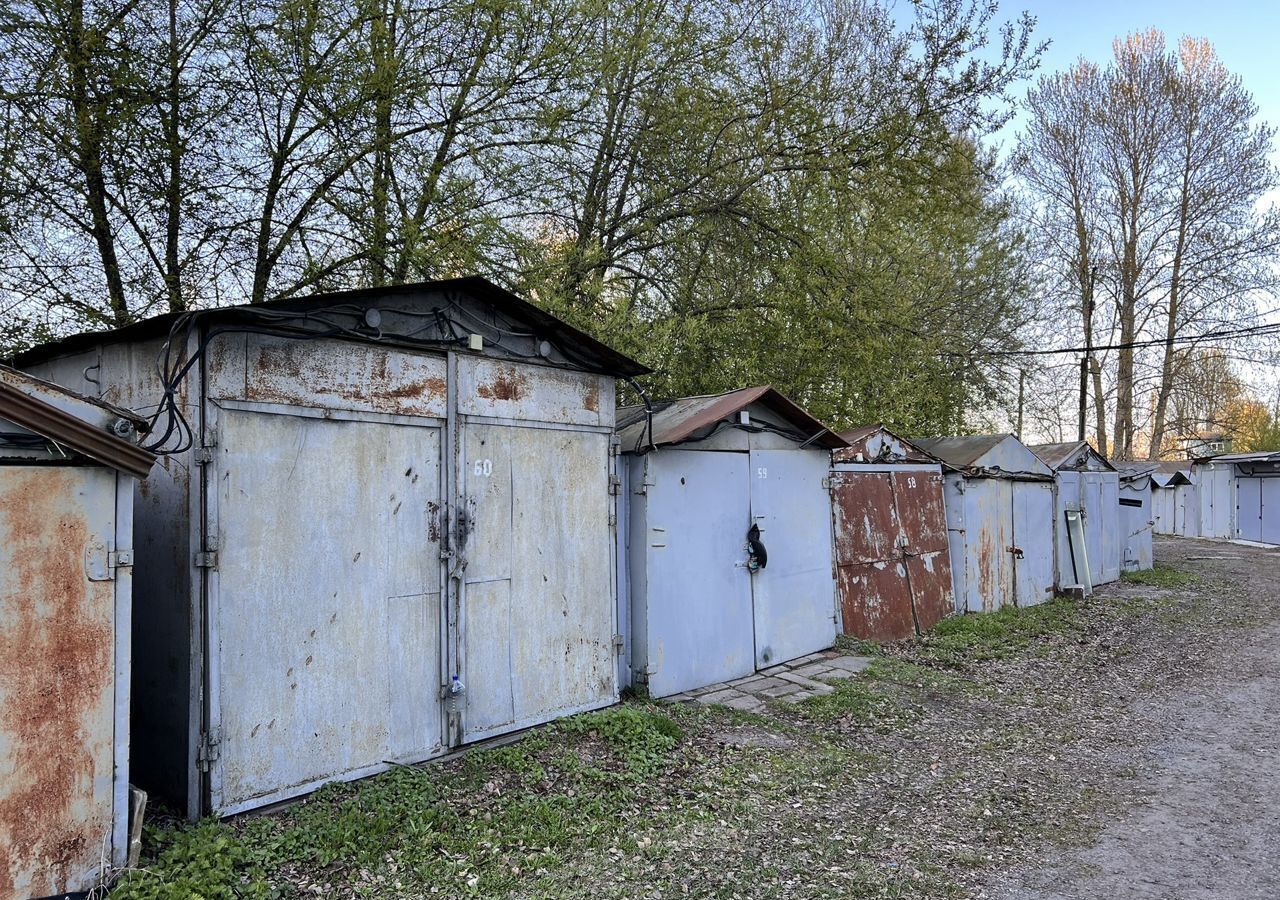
[11,275,650,378]
[617,385,847,452]
[913,434,1053,479]
[1114,461,1158,483]
[1028,440,1116,473]
[0,365,155,478]
[913,434,1010,468]
[1205,450,1280,463]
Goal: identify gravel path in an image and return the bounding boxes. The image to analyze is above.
[993,539,1280,900]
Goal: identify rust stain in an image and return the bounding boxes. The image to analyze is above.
[427,501,440,543]
[581,381,599,413]
[476,366,528,402]
[0,469,114,898]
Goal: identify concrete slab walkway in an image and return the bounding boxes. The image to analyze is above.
[664,649,876,714]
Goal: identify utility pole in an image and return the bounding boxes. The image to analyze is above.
[1078,266,1097,443]
[1016,368,1026,440]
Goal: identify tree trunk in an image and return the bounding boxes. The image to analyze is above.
[67,0,130,325]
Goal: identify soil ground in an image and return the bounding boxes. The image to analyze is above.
[992,538,1280,900]
[116,537,1280,899]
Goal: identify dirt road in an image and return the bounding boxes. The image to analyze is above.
[994,539,1280,900]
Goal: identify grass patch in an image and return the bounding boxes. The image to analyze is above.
[111,705,690,899]
[834,633,884,656]
[1121,562,1198,588]
[794,675,919,730]
[912,597,1086,667]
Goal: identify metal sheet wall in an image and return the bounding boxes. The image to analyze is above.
[1119,481,1154,570]
[0,465,131,897]
[1195,462,1235,539]
[624,435,837,697]
[1050,471,1121,590]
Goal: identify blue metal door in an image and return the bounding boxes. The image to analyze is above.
[1237,477,1262,541]
[747,448,838,667]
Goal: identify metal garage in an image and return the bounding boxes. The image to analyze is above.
[914,435,1056,612]
[1191,457,1236,539]
[17,276,646,818]
[1115,464,1155,571]
[0,366,153,897]
[1029,441,1121,594]
[1151,463,1196,536]
[1219,451,1280,544]
[616,387,845,699]
[829,425,954,641]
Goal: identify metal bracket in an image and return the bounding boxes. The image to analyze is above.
[612,633,625,655]
[194,447,215,465]
[196,728,221,771]
[109,549,134,568]
[608,474,621,495]
[194,550,218,569]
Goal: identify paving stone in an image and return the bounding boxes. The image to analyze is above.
[698,688,744,705]
[665,693,693,703]
[749,676,793,692]
[760,683,801,698]
[827,655,876,673]
[758,664,789,675]
[729,675,769,689]
[724,694,766,713]
[791,662,837,679]
[820,669,854,680]
[783,690,816,703]
[777,671,833,691]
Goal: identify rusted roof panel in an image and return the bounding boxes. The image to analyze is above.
[617,386,846,451]
[1029,440,1116,473]
[913,434,1010,468]
[913,434,1052,478]
[0,365,154,478]
[12,276,650,378]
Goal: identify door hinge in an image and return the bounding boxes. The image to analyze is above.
[197,728,221,771]
[195,447,215,465]
[613,633,625,655]
[87,542,132,581]
[608,474,621,495]
[195,550,218,569]
[109,549,134,568]
[608,508,617,526]
[821,476,830,489]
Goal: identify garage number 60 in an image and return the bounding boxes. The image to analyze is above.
[473,458,493,477]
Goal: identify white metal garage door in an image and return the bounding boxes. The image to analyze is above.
[208,408,444,814]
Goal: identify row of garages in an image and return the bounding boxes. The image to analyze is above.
[2,277,1167,897]
[1143,453,1280,544]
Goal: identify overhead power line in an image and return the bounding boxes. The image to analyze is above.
[965,319,1280,358]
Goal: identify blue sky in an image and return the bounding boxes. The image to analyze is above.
[987,0,1280,155]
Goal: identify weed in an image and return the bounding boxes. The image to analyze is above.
[914,597,1086,666]
[1120,563,1198,588]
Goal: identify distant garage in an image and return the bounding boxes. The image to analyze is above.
[1220,451,1280,544]
[1115,464,1155,572]
[829,425,954,641]
[616,387,845,699]
[1029,441,1120,593]
[914,435,1057,612]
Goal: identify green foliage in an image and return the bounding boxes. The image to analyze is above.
[112,704,688,898]
[110,821,270,900]
[795,677,917,730]
[1121,563,1198,588]
[915,599,1086,666]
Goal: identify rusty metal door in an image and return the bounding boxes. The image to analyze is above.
[0,466,123,898]
[747,448,837,667]
[207,408,444,815]
[457,422,616,742]
[831,466,953,640]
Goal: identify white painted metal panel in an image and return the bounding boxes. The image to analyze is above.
[1262,479,1280,544]
[210,409,444,813]
[1237,477,1262,541]
[460,423,616,741]
[747,448,837,667]
[1012,480,1055,607]
[457,356,611,427]
[634,451,755,697]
